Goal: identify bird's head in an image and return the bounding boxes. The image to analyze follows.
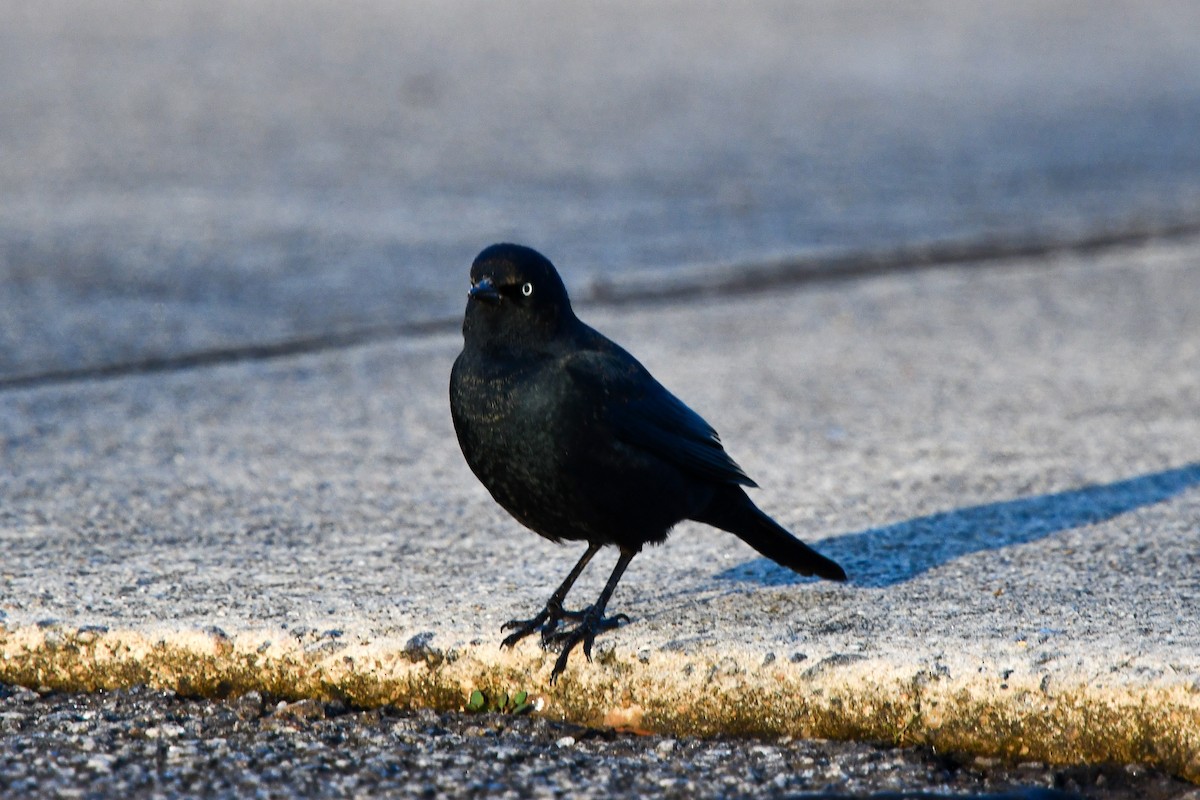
[462,243,576,349]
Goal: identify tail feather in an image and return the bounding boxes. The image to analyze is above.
[696,487,846,581]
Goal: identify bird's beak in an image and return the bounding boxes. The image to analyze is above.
[468,276,501,304]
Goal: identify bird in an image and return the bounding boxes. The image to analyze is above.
[449,243,846,682]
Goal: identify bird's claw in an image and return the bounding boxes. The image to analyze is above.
[499,611,547,649]
[499,599,590,650]
[542,610,628,645]
[501,603,630,683]
[545,609,630,684]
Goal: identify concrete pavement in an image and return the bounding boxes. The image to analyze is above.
[3,235,1199,778]
[4,0,1200,382]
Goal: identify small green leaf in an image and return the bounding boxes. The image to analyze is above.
[467,690,485,712]
[496,691,509,711]
[513,690,528,707]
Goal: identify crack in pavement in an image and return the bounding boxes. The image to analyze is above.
[3,219,1198,393]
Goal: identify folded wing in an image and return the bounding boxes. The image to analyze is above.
[564,350,758,488]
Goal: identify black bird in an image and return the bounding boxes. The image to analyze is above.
[449,243,846,681]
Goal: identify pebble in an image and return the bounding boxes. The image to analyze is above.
[0,683,1191,799]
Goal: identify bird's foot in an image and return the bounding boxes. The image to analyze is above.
[499,599,590,650]
[544,607,630,684]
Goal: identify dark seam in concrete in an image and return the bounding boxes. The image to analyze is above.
[2,219,1198,392]
[0,317,460,392]
[581,219,1200,305]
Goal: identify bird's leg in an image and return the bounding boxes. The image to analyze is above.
[500,542,601,649]
[546,548,636,683]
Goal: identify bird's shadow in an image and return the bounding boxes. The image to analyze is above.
[716,462,1200,588]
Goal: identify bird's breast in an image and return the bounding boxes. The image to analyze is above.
[450,350,584,532]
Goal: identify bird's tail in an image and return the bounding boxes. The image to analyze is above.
[696,487,847,581]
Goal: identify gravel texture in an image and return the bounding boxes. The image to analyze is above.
[2,683,1195,800]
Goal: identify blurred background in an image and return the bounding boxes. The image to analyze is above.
[3,0,1199,382]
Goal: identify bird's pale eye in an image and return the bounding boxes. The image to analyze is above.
[521,282,534,297]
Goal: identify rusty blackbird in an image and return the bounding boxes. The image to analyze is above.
[449,243,845,682]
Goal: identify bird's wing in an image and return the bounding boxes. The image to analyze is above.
[563,349,758,488]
